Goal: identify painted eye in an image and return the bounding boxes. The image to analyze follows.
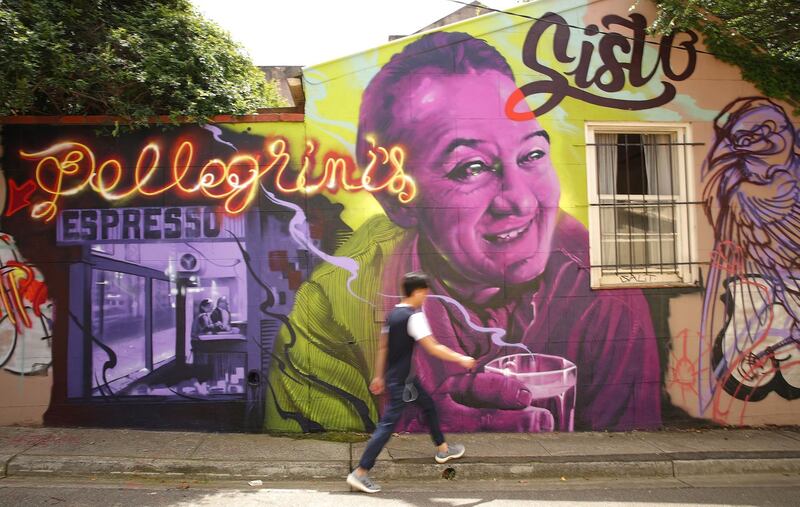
[446,160,492,181]
[520,149,545,165]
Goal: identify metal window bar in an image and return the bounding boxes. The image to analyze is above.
[594,133,605,275]
[651,134,663,275]
[641,134,652,277]
[590,136,699,275]
[584,142,704,146]
[683,135,694,281]
[612,135,621,277]
[588,260,704,269]
[623,135,633,277]
[667,135,677,275]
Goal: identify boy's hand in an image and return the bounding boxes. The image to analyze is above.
[458,355,477,371]
[369,377,385,395]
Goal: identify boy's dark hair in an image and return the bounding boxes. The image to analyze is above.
[402,272,430,297]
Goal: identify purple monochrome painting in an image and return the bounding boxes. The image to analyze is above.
[83,208,251,398]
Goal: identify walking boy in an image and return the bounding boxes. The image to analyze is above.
[347,272,477,493]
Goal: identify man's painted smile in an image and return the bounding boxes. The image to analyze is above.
[483,218,533,245]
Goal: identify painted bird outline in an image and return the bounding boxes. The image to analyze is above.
[701,97,800,404]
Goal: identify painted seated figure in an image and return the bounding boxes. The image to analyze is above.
[191,298,216,338]
[211,297,236,333]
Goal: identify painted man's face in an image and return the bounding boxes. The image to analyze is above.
[391,70,560,285]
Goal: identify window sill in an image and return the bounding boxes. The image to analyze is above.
[591,272,701,290]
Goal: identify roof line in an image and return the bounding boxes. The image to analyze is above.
[0,113,304,125]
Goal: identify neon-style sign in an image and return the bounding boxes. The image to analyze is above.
[275,137,415,202]
[18,137,417,222]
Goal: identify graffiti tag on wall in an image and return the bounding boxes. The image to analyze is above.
[0,234,52,375]
[506,12,698,119]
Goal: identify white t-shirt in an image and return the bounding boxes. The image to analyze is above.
[381,304,432,341]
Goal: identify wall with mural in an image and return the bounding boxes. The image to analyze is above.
[0,0,797,432]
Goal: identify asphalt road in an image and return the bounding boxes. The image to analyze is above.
[0,473,798,506]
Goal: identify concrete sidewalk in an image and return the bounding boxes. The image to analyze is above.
[1,426,799,483]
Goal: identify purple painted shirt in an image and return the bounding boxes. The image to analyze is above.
[383,212,662,432]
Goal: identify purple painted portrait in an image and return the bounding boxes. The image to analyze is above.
[265,32,661,433]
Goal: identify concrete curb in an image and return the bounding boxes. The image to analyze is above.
[6,455,350,480]
[6,453,800,482]
[672,458,800,477]
[371,457,800,481]
[370,460,674,481]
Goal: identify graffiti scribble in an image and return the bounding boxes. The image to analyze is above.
[0,235,52,375]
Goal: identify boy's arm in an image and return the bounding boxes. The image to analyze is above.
[418,334,476,370]
[369,332,389,394]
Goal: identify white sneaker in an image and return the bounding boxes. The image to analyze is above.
[347,471,381,493]
[435,443,466,464]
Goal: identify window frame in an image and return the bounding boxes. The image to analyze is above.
[585,121,698,289]
[85,252,173,394]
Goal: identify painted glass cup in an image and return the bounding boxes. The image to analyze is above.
[485,353,577,431]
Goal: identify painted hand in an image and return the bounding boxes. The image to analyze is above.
[432,372,554,432]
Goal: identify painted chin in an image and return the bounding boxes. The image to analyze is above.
[479,217,554,282]
[505,253,548,283]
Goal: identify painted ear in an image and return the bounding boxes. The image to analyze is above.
[375,192,418,228]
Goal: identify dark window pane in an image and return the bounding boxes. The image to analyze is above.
[616,134,647,195]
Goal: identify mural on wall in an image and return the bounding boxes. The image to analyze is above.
[265,29,670,434]
[0,137,53,377]
[0,1,797,432]
[0,121,415,428]
[700,97,800,423]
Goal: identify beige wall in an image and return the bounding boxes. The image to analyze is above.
[0,371,51,426]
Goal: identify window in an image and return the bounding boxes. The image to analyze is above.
[152,279,177,366]
[91,270,147,392]
[89,265,176,396]
[585,123,697,288]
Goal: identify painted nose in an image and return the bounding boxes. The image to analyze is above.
[489,163,537,217]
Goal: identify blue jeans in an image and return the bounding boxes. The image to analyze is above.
[357,378,445,470]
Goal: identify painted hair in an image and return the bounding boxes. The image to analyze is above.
[356,31,516,169]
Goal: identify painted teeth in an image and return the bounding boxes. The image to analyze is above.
[498,228,522,240]
[493,223,529,242]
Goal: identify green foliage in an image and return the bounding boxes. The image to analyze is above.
[650,0,800,113]
[0,0,286,126]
